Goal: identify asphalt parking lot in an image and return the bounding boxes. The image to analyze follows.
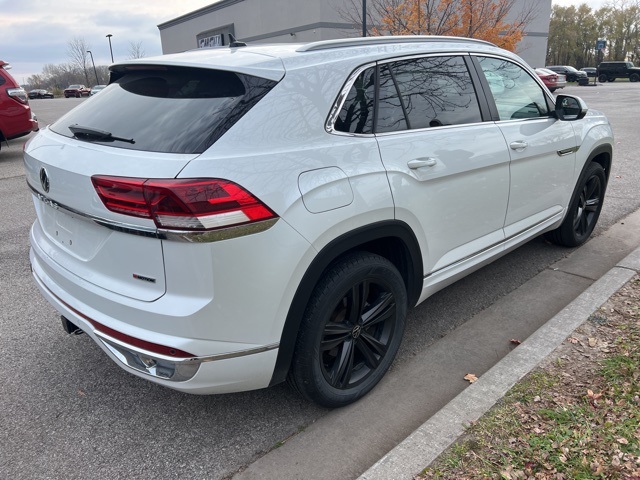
[1,83,639,479]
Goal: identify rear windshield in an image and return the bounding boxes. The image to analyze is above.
[50,66,277,154]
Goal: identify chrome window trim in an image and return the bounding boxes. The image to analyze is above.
[493,117,555,126]
[325,61,376,137]
[373,120,488,137]
[375,51,469,67]
[28,181,278,243]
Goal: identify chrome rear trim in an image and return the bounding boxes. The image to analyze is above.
[95,331,280,365]
[96,331,279,382]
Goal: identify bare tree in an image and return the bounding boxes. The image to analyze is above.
[128,41,146,59]
[67,37,91,85]
[338,0,382,35]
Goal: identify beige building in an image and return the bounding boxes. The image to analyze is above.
[158,0,551,68]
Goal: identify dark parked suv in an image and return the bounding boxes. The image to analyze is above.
[597,61,640,83]
[545,65,589,85]
[0,60,39,151]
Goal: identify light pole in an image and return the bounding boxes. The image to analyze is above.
[362,0,367,37]
[106,34,114,63]
[87,50,99,85]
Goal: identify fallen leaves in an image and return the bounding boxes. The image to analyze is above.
[464,373,478,383]
[418,274,640,480]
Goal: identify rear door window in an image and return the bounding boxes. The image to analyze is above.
[50,67,277,154]
[377,56,483,133]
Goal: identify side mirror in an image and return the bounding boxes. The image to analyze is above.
[555,95,588,121]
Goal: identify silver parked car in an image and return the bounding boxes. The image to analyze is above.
[89,84,107,96]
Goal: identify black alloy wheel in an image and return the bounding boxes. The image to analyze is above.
[545,162,606,247]
[572,170,603,239]
[598,74,608,83]
[288,252,407,407]
[320,279,395,389]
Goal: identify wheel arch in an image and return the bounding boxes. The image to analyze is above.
[585,143,613,183]
[268,220,423,386]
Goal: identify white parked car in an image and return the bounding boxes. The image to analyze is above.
[25,36,613,407]
[89,84,107,96]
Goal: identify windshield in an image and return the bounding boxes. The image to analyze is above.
[50,66,277,154]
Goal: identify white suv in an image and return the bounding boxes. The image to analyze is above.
[25,36,613,407]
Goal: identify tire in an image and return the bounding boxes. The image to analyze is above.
[288,252,407,407]
[598,74,608,83]
[630,73,640,82]
[608,78,615,82]
[545,162,606,247]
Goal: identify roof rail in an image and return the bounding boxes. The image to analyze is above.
[296,35,495,52]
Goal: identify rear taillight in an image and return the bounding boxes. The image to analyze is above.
[92,176,278,231]
[6,87,28,105]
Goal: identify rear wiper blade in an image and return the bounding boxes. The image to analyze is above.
[69,124,135,144]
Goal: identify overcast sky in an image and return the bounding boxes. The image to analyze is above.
[2,0,608,85]
[1,0,214,83]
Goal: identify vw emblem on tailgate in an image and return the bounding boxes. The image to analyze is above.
[39,167,50,193]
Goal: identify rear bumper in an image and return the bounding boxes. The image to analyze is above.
[29,236,281,394]
[2,111,38,140]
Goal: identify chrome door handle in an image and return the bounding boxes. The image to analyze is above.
[510,141,528,151]
[408,157,437,169]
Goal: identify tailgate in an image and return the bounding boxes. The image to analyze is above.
[24,128,199,301]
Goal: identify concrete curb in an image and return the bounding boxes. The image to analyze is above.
[359,246,640,480]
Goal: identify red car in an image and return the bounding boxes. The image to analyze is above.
[0,60,39,151]
[64,84,90,98]
[535,68,566,92]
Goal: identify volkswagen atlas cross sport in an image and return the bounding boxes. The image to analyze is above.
[25,36,613,407]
